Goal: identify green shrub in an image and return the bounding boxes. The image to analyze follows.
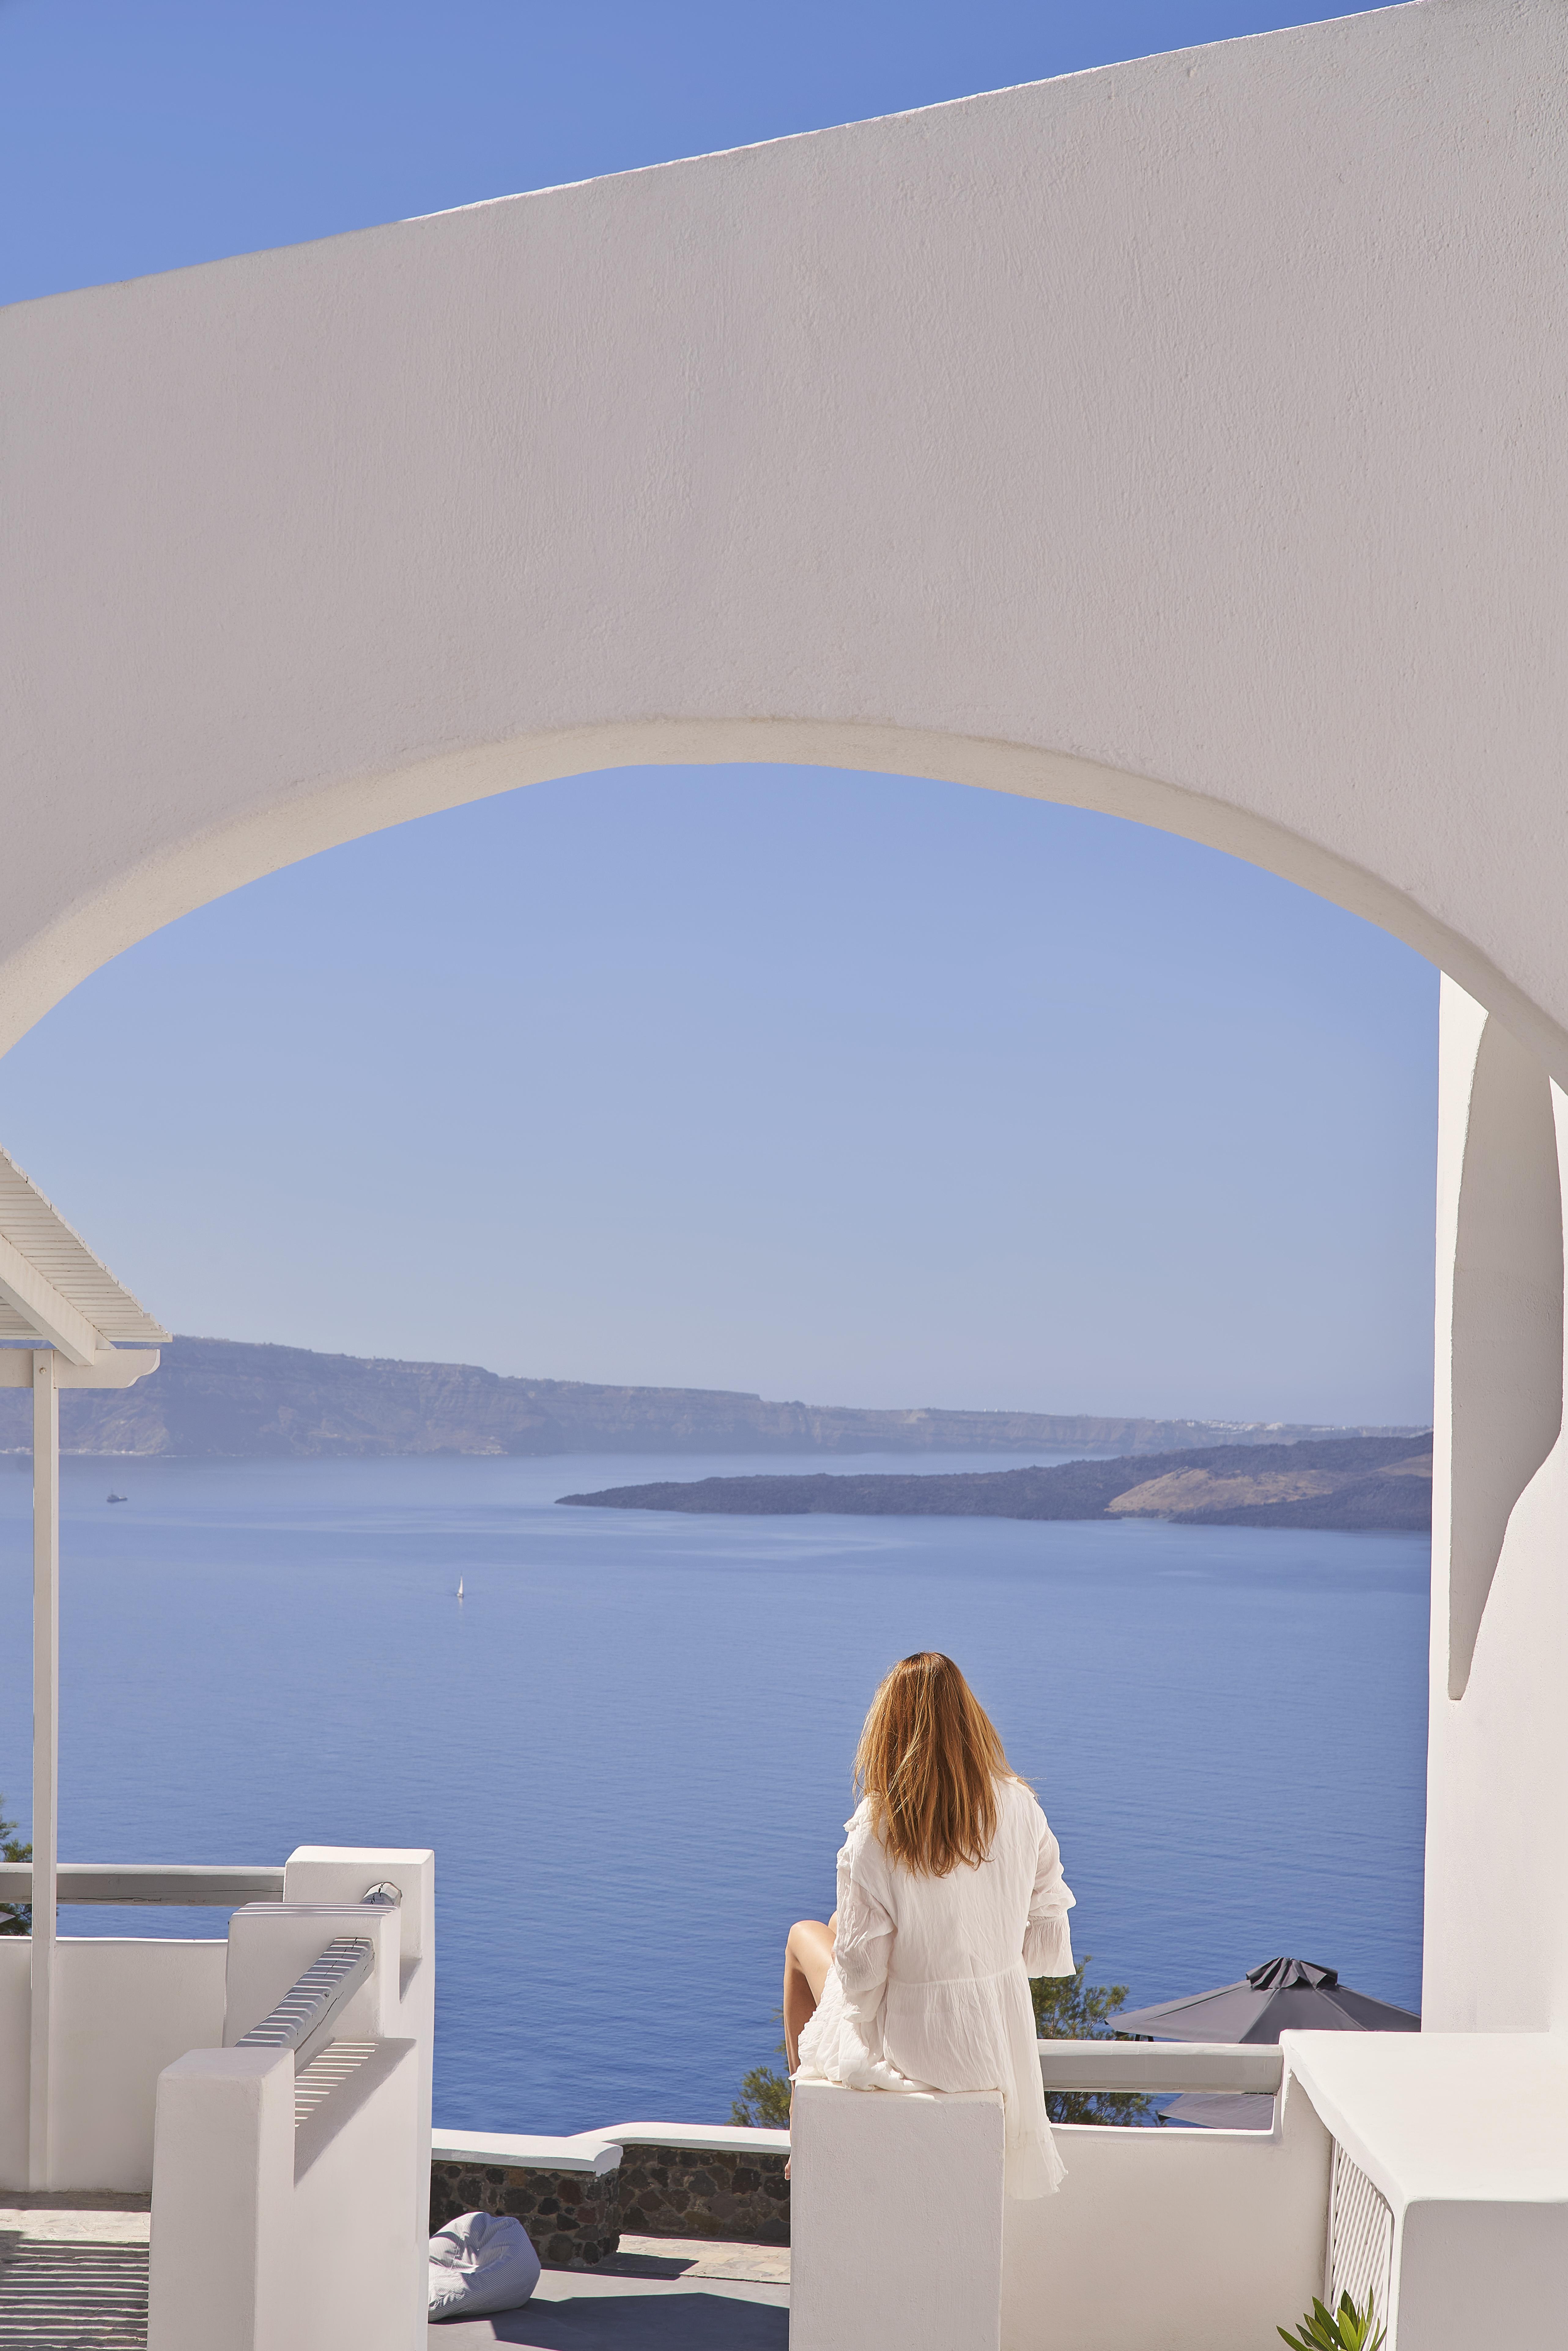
[1031,1957,1153,2127]
[732,2064,793,2127]
[733,2001,793,2126]
[0,1792,31,1937]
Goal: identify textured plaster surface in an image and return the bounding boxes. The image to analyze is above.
[5,2,1568,1070]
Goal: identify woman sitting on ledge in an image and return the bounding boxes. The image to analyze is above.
[785,1650,1076,2199]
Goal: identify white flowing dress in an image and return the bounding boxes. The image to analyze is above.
[794,1776,1076,2198]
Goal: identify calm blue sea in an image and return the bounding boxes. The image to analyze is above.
[0,1452,1429,2135]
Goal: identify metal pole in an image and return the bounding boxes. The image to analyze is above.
[29,1347,58,2190]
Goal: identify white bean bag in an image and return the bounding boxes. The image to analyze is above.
[429,2211,542,2320]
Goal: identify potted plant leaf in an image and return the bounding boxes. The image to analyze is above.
[1279,2288,1385,2351]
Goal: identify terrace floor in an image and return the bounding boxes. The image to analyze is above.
[0,2194,150,2348]
[434,2238,788,2348]
[0,2200,788,2350]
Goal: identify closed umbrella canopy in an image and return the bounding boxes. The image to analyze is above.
[1116,1956,1420,2046]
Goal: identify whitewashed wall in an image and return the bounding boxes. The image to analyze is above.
[789,2076,1329,2351]
[0,1847,431,2197]
[1002,2087,1330,2351]
[4,0,1568,1079]
[148,1850,434,2351]
[0,1937,226,2193]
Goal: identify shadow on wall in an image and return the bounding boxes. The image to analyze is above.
[1448,1016,1564,1697]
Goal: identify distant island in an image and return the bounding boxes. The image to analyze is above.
[558,1432,1433,1532]
[0,1336,1423,1464]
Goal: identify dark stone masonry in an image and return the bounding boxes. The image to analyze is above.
[618,2145,790,2246]
[429,2143,789,2268]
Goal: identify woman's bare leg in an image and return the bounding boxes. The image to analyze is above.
[783,1914,837,2177]
[783,1914,837,2072]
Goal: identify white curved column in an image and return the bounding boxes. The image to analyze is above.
[1426,980,1568,2031]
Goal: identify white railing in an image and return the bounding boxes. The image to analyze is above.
[1327,2139,1395,2319]
[0,1862,286,1906]
[1037,2038,1283,2095]
[146,1848,433,2351]
[0,1846,431,2219]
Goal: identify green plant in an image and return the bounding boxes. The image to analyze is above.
[1031,1957,1153,2126]
[733,2005,794,2126]
[1278,2289,1385,2351]
[0,1792,31,1937]
[732,2063,793,2127]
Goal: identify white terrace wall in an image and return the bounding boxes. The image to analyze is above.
[790,2077,1331,2351]
[0,1935,227,2192]
[7,0,1568,2036]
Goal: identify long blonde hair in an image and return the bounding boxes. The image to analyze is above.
[854,1652,1013,1876]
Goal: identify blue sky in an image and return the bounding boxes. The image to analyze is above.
[0,0,1431,1425]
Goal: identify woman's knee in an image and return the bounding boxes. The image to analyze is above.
[787,1918,829,1962]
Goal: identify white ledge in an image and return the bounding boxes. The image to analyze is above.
[1038,2039,1283,2093]
[431,2119,793,2171]
[586,2120,792,2154]
[1282,2030,1568,2206]
[431,2129,623,2176]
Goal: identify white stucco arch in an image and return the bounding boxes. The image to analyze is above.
[5,0,1568,1068]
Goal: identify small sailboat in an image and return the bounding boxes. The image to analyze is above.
[456,1576,464,1601]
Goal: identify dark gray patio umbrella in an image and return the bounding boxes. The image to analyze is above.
[1115,1959,1419,2132]
[1115,1956,1420,2044]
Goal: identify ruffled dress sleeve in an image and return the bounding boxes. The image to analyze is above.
[794,1806,931,2095]
[833,1814,896,2027]
[1021,1801,1076,1979]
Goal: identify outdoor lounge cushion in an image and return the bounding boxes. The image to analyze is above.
[429,2211,542,2319]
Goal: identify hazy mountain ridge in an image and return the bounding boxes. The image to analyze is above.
[559,1433,1434,1532]
[0,1336,1420,1462]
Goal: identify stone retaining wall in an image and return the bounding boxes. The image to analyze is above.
[619,2144,789,2246]
[428,2143,790,2268]
[429,2159,621,2269]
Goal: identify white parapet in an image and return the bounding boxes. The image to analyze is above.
[790,2080,1006,2351]
[147,1846,433,2351]
[0,1843,433,2198]
[146,2044,294,2351]
[0,1931,228,2194]
[1001,2077,1330,2351]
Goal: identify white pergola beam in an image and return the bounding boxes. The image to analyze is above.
[0,1346,161,1388]
[0,1228,105,1363]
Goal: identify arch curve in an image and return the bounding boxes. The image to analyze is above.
[10,718,1560,1082]
[6,2,1568,1066]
